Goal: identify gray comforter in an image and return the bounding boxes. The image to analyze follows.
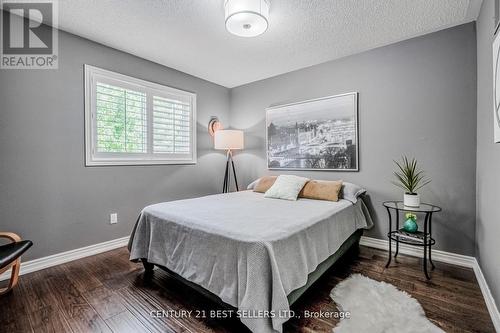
[128,190,373,333]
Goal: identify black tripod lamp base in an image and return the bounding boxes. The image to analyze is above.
[222,150,239,193]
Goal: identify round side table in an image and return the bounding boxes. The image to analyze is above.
[383,201,442,279]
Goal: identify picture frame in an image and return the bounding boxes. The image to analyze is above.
[495,0,500,36]
[266,92,359,171]
[493,31,500,143]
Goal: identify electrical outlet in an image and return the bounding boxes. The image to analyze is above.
[110,213,118,224]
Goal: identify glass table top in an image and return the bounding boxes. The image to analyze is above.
[383,201,441,213]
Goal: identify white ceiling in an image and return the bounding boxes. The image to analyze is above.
[58,0,482,88]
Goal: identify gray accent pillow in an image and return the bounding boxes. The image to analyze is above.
[341,182,367,203]
[247,178,261,190]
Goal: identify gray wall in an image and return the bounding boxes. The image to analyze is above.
[230,23,478,255]
[0,30,230,260]
[476,0,500,308]
[0,21,482,262]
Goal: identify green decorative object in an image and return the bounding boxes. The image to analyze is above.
[403,213,418,233]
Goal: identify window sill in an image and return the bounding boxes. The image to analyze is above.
[85,159,197,167]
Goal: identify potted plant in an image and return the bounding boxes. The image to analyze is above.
[393,156,431,207]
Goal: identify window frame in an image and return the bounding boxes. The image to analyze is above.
[84,65,197,166]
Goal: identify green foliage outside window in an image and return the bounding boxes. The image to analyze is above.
[96,82,146,153]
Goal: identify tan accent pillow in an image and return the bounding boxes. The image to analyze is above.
[253,176,278,193]
[299,180,343,202]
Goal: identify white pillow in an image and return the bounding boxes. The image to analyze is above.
[264,175,309,201]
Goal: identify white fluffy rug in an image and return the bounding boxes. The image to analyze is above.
[330,274,444,333]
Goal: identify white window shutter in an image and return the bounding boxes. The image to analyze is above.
[153,96,191,154]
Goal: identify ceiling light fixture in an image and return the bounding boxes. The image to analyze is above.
[224,0,270,38]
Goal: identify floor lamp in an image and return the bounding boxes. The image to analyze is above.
[214,130,244,193]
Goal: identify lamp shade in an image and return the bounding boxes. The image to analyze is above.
[214,130,244,150]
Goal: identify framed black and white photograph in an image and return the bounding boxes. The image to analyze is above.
[266,92,359,171]
[494,30,500,143]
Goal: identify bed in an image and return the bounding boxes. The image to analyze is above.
[128,190,373,333]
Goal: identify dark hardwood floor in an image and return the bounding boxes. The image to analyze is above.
[0,245,495,333]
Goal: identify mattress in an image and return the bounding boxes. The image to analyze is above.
[128,190,373,333]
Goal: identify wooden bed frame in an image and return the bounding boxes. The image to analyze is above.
[141,229,362,308]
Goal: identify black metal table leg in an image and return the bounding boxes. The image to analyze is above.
[385,207,392,268]
[423,212,431,280]
[428,212,435,270]
[394,211,399,258]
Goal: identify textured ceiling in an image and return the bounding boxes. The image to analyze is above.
[57,0,482,88]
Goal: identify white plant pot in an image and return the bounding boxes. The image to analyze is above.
[404,193,420,207]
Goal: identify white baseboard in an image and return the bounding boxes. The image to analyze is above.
[0,236,130,281]
[472,259,500,332]
[359,236,476,267]
[360,236,500,332]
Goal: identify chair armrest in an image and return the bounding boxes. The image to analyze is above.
[0,232,21,242]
